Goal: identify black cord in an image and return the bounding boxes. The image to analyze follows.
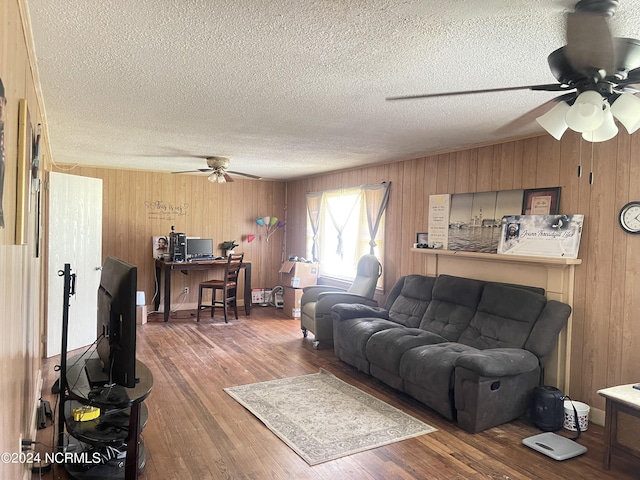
[563,395,582,441]
[66,333,106,395]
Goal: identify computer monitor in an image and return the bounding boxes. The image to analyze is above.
[186,238,214,258]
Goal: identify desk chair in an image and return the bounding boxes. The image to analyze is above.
[197,253,245,323]
[300,254,381,349]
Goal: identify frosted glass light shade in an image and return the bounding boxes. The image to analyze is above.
[582,106,618,142]
[208,172,226,183]
[565,91,605,133]
[611,93,640,134]
[536,101,570,140]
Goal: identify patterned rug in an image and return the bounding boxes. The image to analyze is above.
[224,369,436,465]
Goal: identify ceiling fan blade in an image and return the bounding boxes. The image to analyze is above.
[494,93,577,134]
[386,83,570,101]
[616,66,640,85]
[227,170,262,180]
[223,173,234,183]
[565,10,615,77]
[171,168,212,174]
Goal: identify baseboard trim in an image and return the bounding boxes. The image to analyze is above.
[24,369,44,480]
[590,406,605,427]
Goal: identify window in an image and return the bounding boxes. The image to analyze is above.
[306,183,389,283]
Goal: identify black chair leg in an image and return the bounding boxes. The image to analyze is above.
[197,286,203,322]
[222,287,229,323]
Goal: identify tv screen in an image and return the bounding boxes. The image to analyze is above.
[86,256,138,388]
[186,238,214,258]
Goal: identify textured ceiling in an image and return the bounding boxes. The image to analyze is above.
[25,1,640,181]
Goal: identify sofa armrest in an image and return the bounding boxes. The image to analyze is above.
[331,303,389,322]
[301,285,346,304]
[315,292,377,317]
[454,348,539,377]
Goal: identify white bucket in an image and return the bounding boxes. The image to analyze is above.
[563,400,589,431]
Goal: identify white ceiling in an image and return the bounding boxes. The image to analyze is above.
[25,1,640,181]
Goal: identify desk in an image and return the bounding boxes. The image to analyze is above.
[155,258,251,322]
[598,384,640,470]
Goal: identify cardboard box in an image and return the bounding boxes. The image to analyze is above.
[252,288,273,305]
[279,261,319,288]
[251,288,265,304]
[136,305,147,325]
[282,286,304,318]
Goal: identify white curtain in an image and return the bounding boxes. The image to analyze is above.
[306,183,388,283]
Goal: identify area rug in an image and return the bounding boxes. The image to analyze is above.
[224,369,436,465]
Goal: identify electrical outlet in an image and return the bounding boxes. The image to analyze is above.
[183,287,189,295]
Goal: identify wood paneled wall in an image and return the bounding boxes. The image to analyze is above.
[0,1,49,478]
[286,133,640,412]
[50,167,288,309]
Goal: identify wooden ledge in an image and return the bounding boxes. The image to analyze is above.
[411,248,582,266]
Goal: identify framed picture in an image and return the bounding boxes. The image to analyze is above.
[416,232,429,245]
[522,187,561,216]
[15,99,31,245]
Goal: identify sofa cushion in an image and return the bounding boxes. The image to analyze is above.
[334,317,403,374]
[367,328,449,389]
[418,275,484,340]
[457,283,546,350]
[387,275,437,327]
[400,342,478,420]
[524,300,572,366]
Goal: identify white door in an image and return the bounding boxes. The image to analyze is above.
[46,172,103,357]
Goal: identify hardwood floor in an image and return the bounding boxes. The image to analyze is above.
[35,307,638,479]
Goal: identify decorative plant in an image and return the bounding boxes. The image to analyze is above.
[221,240,239,250]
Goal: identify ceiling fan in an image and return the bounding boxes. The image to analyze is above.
[172,156,262,183]
[387,0,640,142]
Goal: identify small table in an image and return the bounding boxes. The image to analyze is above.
[597,384,640,469]
[154,258,252,322]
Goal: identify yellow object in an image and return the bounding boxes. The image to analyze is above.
[72,406,101,422]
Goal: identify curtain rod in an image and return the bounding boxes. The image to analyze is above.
[306,181,390,195]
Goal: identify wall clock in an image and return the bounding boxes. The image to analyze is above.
[619,201,640,234]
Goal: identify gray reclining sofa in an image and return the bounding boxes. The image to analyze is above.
[331,274,571,433]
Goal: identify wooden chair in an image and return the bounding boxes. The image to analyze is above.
[197,253,245,323]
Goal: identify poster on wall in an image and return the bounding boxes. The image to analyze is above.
[428,194,450,249]
[497,214,584,259]
[152,235,169,259]
[448,189,524,253]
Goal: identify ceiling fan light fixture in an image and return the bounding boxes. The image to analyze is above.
[565,91,606,133]
[208,171,226,183]
[611,93,640,134]
[536,101,570,140]
[582,104,618,142]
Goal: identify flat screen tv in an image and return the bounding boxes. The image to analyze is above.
[86,256,138,388]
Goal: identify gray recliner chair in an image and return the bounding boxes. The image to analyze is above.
[300,254,382,349]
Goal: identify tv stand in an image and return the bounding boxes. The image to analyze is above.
[62,355,153,479]
[57,264,153,480]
